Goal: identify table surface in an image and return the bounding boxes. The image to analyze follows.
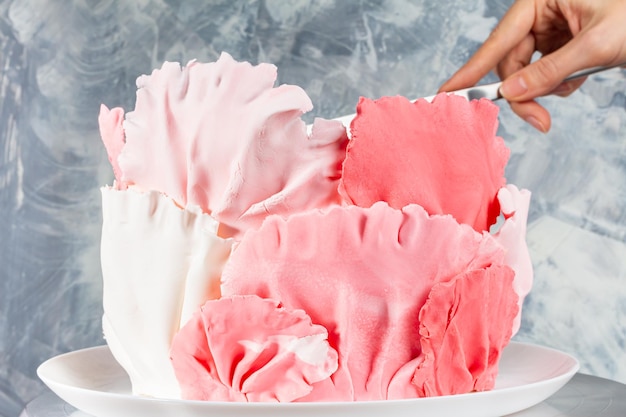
[18,373,626,417]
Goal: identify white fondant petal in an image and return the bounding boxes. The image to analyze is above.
[100,187,233,399]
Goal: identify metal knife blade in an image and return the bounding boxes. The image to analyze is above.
[427,63,625,102]
[324,63,624,130]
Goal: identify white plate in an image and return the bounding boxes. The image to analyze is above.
[37,342,578,417]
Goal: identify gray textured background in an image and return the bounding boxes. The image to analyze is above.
[1,1,625,416]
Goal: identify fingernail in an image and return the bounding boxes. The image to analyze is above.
[500,76,528,99]
[552,82,573,96]
[525,116,547,133]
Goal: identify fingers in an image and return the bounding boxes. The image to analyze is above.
[495,32,536,80]
[497,12,623,102]
[439,0,537,93]
[550,78,586,97]
[504,77,582,133]
[509,99,552,133]
[438,0,626,133]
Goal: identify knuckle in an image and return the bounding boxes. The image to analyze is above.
[531,57,561,84]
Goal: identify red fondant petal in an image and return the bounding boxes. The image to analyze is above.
[341,94,509,231]
[411,265,518,397]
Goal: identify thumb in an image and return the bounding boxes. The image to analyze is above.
[499,42,587,101]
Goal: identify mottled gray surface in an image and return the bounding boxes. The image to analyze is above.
[1,1,625,416]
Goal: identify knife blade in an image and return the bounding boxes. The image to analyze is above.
[327,63,625,130]
[427,62,626,102]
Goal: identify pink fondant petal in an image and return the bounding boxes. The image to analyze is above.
[98,105,126,189]
[493,184,533,335]
[170,295,338,402]
[411,265,518,397]
[222,201,508,401]
[340,94,509,232]
[113,52,346,238]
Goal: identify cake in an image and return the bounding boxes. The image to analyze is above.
[97,52,532,402]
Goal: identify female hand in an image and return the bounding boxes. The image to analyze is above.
[439,0,626,132]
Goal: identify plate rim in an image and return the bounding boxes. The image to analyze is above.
[37,341,580,414]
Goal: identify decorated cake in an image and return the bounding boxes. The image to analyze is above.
[97,52,532,402]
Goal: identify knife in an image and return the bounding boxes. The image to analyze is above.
[329,63,625,129]
[428,62,626,102]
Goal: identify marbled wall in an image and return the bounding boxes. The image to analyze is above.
[1,0,624,416]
